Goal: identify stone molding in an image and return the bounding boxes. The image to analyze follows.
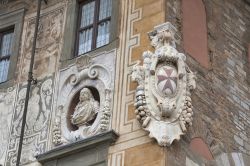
[132,22,196,146]
[37,130,119,163]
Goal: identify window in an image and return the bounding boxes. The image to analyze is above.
[0,8,25,87]
[61,0,118,62]
[0,28,14,83]
[76,0,112,56]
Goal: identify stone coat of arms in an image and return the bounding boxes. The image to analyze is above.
[132,22,196,146]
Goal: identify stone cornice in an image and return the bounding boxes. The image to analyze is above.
[36,130,119,163]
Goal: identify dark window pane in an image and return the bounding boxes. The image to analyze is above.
[76,0,112,56]
[0,59,10,83]
[99,0,112,20]
[80,1,95,28]
[1,32,13,57]
[78,28,93,55]
[96,21,110,48]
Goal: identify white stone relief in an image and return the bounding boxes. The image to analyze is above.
[52,106,63,146]
[70,88,100,137]
[132,22,196,146]
[53,51,115,145]
[0,87,16,165]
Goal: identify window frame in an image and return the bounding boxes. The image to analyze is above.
[75,0,112,57]
[0,27,14,83]
[60,0,119,67]
[0,9,25,87]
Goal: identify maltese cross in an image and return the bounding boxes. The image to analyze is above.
[157,67,177,94]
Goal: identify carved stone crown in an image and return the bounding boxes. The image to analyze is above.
[132,22,196,146]
[148,22,178,49]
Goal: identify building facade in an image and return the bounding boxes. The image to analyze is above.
[0,0,249,165]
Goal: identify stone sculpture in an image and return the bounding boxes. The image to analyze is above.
[52,51,115,145]
[132,22,196,146]
[71,88,99,127]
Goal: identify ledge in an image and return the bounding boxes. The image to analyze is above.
[36,130,119,163]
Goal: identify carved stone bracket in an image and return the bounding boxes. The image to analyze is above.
[53,51,115,146]
[132,22,196,146]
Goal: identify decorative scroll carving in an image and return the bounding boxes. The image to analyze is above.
[132,22,196,146]
[53,51,115,145]
[76,55,93,70]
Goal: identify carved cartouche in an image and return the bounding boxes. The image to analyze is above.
[132,22,196,146]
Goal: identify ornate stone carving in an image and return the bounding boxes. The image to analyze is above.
[52,106,63,146]
[53,50,115,145]
[76,55,93,70]
[71,88,99,128]
[132,22,196,146]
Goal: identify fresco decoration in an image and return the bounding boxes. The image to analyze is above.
[5,77,54,166]
[2,4,65,165]
[132,22,196,146]
[20,6,64,81]
[52,51,116,146]
[0,87,17,166]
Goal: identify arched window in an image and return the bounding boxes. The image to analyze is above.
[182,0,209,68]
[189,137,214,160]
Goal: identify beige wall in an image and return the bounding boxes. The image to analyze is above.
[109,0,166,165]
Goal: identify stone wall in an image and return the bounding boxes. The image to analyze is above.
[0,0,249,166]
[164,0,250,165]
[110,0,250,165]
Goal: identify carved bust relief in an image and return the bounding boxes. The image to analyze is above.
[71,88,99,127]
[52,51,116,146]
[68,87,101,140]
[132,22,196,146]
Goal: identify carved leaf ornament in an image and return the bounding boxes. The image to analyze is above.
[132,22,196,146]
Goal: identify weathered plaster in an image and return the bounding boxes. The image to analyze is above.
[0,87,17,165]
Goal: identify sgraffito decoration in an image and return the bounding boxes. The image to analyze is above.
[132,22,196,146]
[0,87,16,166]
[6,77,54,165]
